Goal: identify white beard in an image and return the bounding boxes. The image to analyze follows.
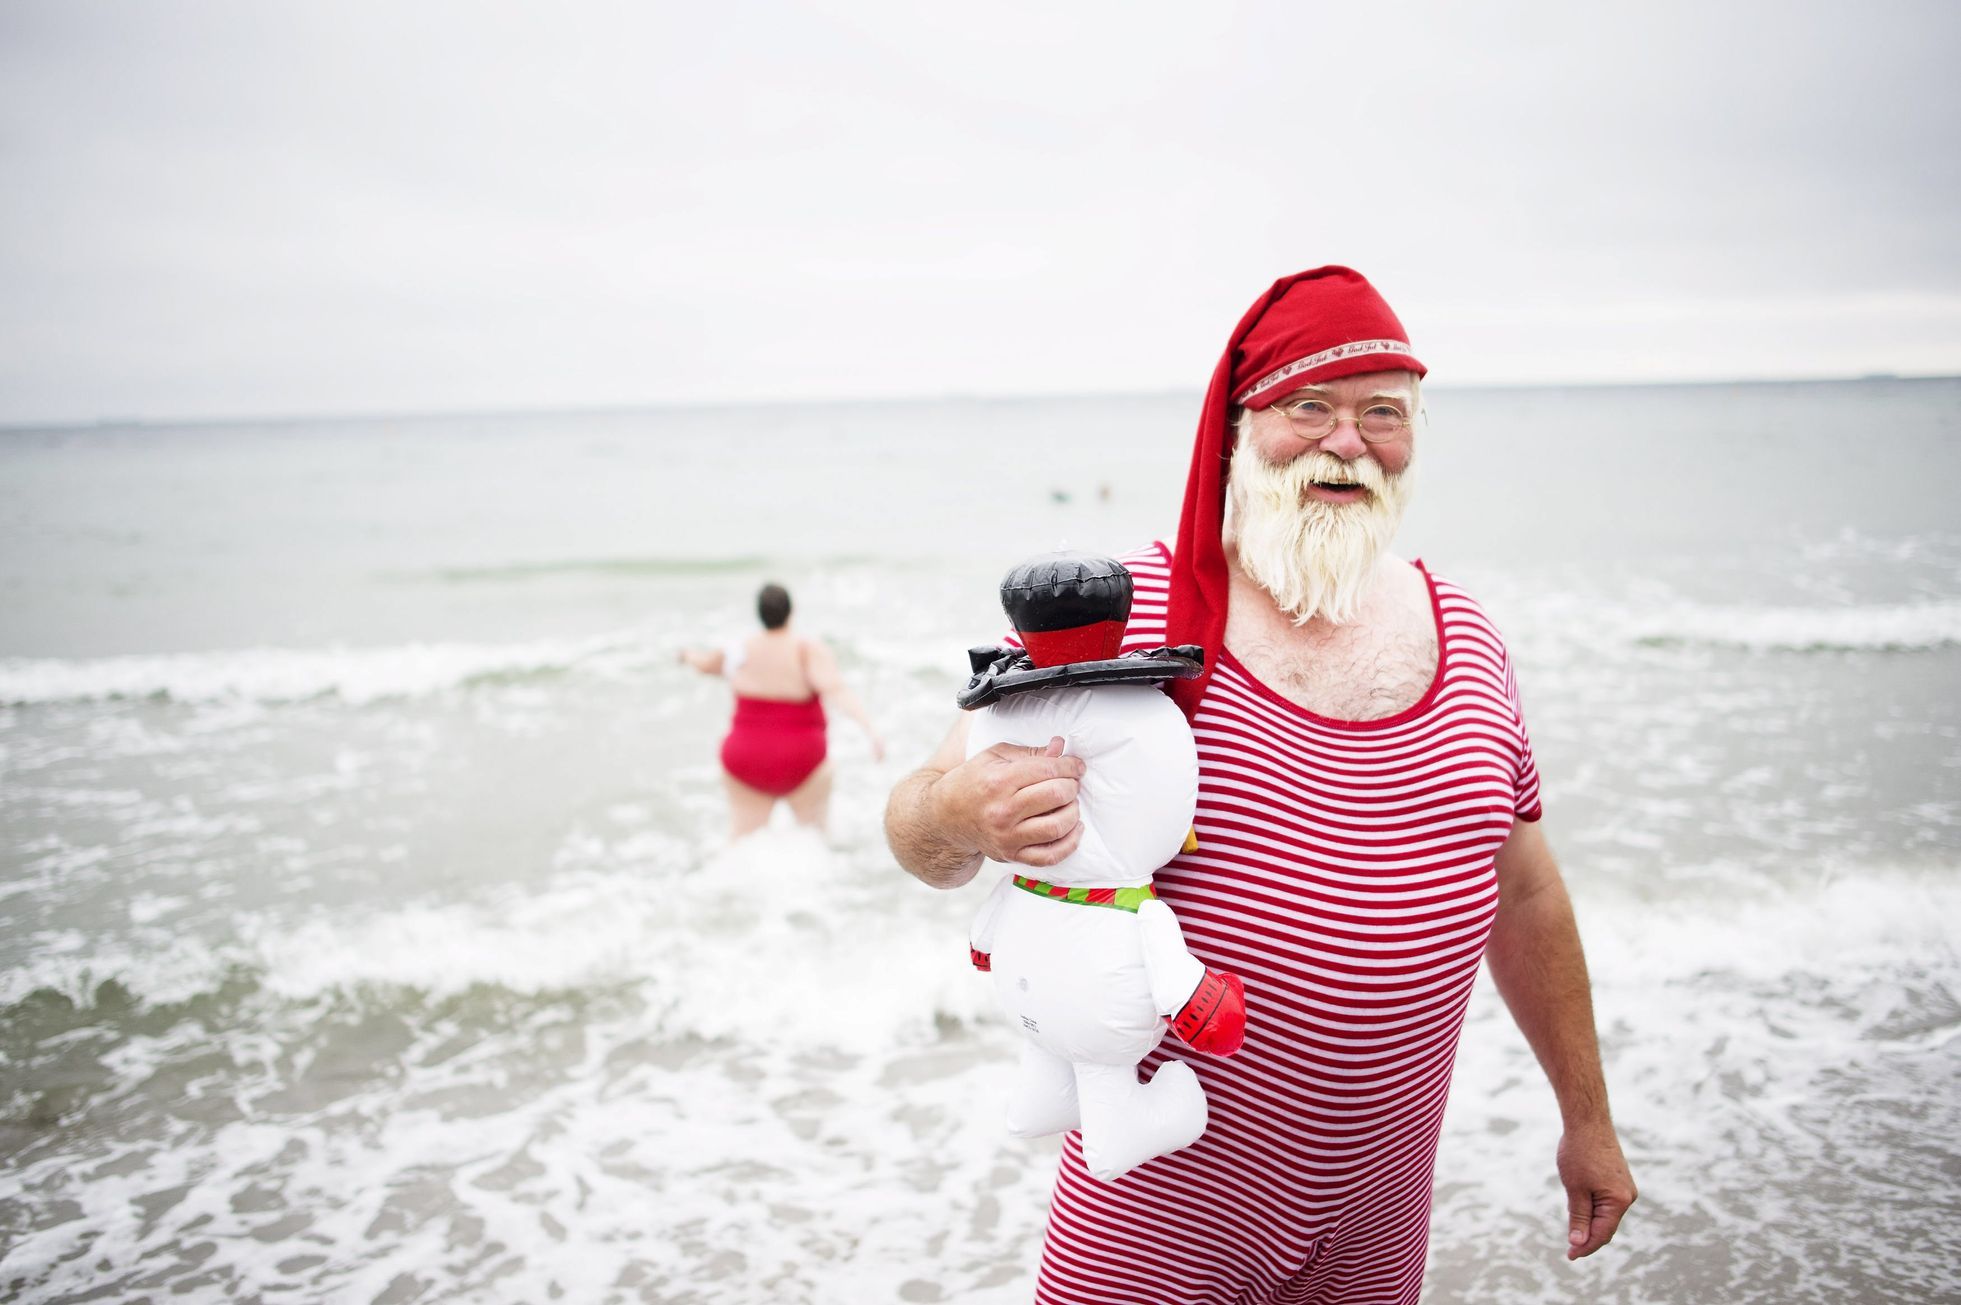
[1224,437,1415,625]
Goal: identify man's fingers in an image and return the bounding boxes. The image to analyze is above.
[1566,1194,1629,1260]
[1014,819,1084,868]
[1011,800,1080,849]
[987,738,1064,761]
[977,781,1078,843]
[1002,776,1081,823]
[964,739,1085,862]
[985,738,1084,780]
[1566,1201,1591,1255]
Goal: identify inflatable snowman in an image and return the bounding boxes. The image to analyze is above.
[960,551,1247,1182]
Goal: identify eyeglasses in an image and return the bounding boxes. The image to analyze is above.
[1268,398,1416,443]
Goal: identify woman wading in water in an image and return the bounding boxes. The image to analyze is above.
[680,582,884,837]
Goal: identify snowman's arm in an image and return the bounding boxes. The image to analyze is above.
[1136,898,1206,1013]
[1137,897,1247,1056]
[967,874,1014,970]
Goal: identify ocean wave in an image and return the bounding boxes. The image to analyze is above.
[1497,592,1961,656]
[1623,600,1961,652]
[1797,526,1961,568]
[0,626,967,708]
[0,829,992,1055]
[5,850,1953,1049]
[0,635,650,706]
[416,553,892,584]
[1579,866,1961,985]
[425,556,772,583]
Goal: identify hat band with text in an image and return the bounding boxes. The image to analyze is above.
[1235,339,1414,405]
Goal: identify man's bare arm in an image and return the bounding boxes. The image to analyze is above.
[1486,817,1637,1260]
[884,715,1086,889]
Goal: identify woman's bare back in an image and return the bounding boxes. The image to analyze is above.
[728,630,819,702]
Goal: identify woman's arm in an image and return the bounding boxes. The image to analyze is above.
[805,640,884,760]
[677,646,726,676]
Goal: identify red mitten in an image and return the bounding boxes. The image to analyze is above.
[969,947,992,972]
[1169,968,1246,1056]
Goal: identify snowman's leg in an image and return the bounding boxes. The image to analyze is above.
[1004,1041,1081,1138]
[1072,1058,1207,1183]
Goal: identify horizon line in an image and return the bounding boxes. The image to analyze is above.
[2,370,1955,435]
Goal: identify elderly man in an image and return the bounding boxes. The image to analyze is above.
[885,267,1636,1304]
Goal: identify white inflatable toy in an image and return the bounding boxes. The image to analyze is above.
[959,551,1247,1182]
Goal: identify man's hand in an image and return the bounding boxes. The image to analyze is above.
[1558,1122,1636,1259]
[886,718,1086,889]
[930,736,1085,868]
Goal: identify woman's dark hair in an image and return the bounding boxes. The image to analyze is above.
[757,582,792,630]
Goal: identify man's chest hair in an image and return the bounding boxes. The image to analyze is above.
[1225,582,1439,723]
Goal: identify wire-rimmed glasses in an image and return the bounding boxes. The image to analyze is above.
[1268,397,1416,444]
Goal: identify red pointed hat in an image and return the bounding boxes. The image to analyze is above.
[1164,266,1425,720]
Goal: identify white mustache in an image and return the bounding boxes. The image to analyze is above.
[1261,449,1391,496]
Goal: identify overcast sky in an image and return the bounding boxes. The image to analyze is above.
[1,0,1955,424]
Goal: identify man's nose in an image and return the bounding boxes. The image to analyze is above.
[1317,417,1369,460]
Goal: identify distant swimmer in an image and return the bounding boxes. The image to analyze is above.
[679,582,885,838]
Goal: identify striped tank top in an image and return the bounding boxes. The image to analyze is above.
[1032,542,1541,1305]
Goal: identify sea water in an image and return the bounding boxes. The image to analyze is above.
[1,379,1957,1303]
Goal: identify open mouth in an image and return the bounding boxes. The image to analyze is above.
[1305,480,1370,501]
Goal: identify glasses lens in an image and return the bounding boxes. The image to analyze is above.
[1358,409,1405,440]
[1282,401,1335,433]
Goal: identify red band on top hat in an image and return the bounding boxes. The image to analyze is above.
[1165,267,1424,721]
[1019,621,1126,668]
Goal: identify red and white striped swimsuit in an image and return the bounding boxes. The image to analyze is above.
[1034,543,1542,1305]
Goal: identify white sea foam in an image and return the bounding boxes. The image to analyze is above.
[1798,525,1961,569]
[1577,864,1959,984]
[0,626,965,708]
[11,589,1940,714]
[7,846,1951,1054]
[2,827,995,1055]
[0,635,651,706]
[1622,599,1961,652]
[0,980,1054,1305]
[1496,590,1961,661]
[6,858,1954,1305]
[0,927,238,1008]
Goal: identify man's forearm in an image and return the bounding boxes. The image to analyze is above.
[1487,819,1636,1257]
[884,768,983,889]
[1484,875,1612,1127]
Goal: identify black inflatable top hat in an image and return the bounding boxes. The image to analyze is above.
[957,551,1205,709]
